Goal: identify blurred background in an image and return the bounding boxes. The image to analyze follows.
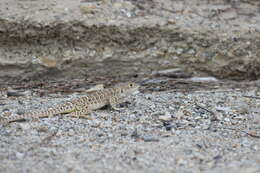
[0,0,259,86]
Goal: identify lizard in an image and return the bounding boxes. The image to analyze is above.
[0,82,139,124]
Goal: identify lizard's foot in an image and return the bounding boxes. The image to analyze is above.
[28,117,40,122]
[69,110,90,119]
[0,118,9,126]
[48,114,54,118]
[110,104,124,111]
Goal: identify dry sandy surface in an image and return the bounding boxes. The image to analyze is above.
[0,1,259,172]
[0,81,259,173]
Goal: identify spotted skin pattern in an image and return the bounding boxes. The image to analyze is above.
[0,82,139,124]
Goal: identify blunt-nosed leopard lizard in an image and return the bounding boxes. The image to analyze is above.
[0,82,139,124]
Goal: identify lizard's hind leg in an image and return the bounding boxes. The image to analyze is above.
[69,108,91,119]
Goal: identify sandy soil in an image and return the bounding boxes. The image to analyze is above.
[0,80,259,173]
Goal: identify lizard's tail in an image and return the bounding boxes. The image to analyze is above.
[0,102,75,124]
[0,109,55,124]
[0,113,34,124]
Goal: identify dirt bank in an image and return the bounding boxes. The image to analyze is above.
[0,0,260,82]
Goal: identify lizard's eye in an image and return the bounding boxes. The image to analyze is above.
[129,83,133,87]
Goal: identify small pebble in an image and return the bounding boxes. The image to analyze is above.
[17,123,31,131]
[15,152,24,159]
[158,114,172,121]
[142,136,159,142]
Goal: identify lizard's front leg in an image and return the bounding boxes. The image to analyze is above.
[109,97,123,111]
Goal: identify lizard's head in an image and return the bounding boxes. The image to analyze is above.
[117,82,140,97]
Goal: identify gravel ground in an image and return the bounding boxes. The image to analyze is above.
[0,82,259,173]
